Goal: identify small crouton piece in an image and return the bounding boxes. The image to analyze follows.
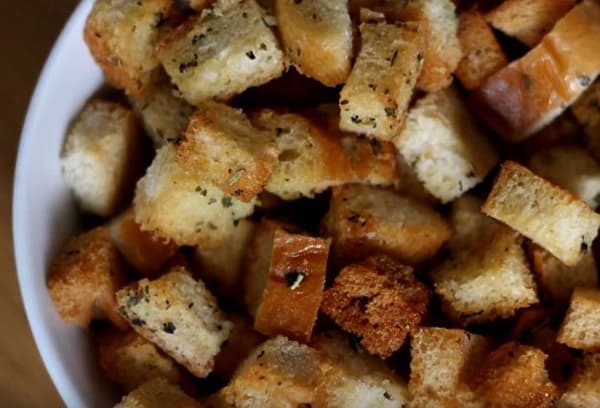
[322,184,451,265]
[61,100,143,217]
[455,9,507,90]
[47,227,127,329]
[409,327,493,407]
[471,342,559,407]
[341,135,401,187]
[560,353,600,407]
[482,161,600,267]
[557,288,600,352]
[448,194,500,253]
[338,19,422,141]
[486,0,577,47]
[275,0,352,86]
[115,266,233,378]
[393,86,499,203]
[156,0,285,105]
[133,145,256,248]
[321,255,431,358]
[254,229,330,342]
[431,227,538,325]
[471,0,600,142]
[571,82,600,160]
[114,377,201,408]
[176,102,279,201]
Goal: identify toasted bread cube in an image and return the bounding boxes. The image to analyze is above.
[571,82,600,160]
[115,266,233,378]
[395,153,437,204]
[455,9,507,90]
[157,0,285,105]
[557,288,600,351]
[482,161,600,266]
[275,0,352,86]
[472,0,600,141]
[560,353,600,407]
[133,145,256,247]
[114,377,201,408]
[338,19,422,141]
[486,0,577,47]
[322,184,451,265]
[342,135,400,187]
[394,86,499,203]
[321,255,431,358]
[47,227,127,329]
[448,194,500,253]
[176,102,279,201]
[61,100,143,217]
[431,227,538,325]
[254,230,330,342]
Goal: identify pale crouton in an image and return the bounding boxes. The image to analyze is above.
[431,227,538,325]
[176,102,279,202]
[322,184,451,265]
[557,288,600,352]
[321,255,431,358]
[448,194,500,253]
[486,0,577,47]
[560,353,600,408]
[133,144,256,248]
[61,100,143,217]
[455,9,507,90]
[114,377,201,408]
[254,229,330,342]
[47,227,128,329]
[156,0,285,105]
[482,161,600,266]
[115,266,233,378]
[571,81,600,160]
[275,0,352,86]
[471,0,600,141]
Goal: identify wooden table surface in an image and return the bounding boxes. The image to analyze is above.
[1,1,78,407]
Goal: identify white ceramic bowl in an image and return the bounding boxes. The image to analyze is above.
[13,0,120,406]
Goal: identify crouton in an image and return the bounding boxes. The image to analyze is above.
[115,266,233,378]
[338,18,422,141]
[133,144,256,248]
[455,9,507,90]
[571,81,600,160]
[47,227,127,329]
[409,327,493,407]
[482,161,600,266]
[471,0,600,141]
[448,194,500,253]
[252,109,352,200]
[156,0,285,105]
[393,86,499,203]
[394,153,437,204]
[557,288,600,352]
[61,100,143,217]
[560,353,600,408]
[275,0,352,86]
[322,184,451,265]
[254,229,330,342]
[189,0,214,11]
[114,377,201,408]
[431,227,538,325]
[486,0,577,47]
[321,255,431,358]
[109,208,179,278]
[341,135,401,187]
[515,112,582,161]
[176,102,279,201]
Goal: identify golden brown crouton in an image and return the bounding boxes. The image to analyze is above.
[557,288,600,352]
[571,81,600,160]
[254,229,330,342]
[482,161,600,267]
[321,255,431,358]
[114,377,201,408]
[47,227,127,329]
[115,266,233,378]
[448,194,500,253]
[560,353,600,407]
[341,135,401,187]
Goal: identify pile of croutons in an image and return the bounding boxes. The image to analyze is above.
[48,0,600,406]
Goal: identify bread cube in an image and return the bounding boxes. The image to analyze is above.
[471,0,600,141]
[47,227,127,329]
[571,81,600,160]
[342,134,400,187]
[482,161,600,266]
[254,229,330,342]
[114,377,201,408]
[61,100,143,217]
[448,194,500,253]
[321,255,431,358]
[393,86,499,203]
[560,353,600,408]
[322,184,451,265]
[176,102,279,201]
[395,153,437,204]
[557,288,600,352]
[157,0,285,105]
[115,266,233,378]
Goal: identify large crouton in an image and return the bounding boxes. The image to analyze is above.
[47,227,127,329]
[571,81,600,160]
[156,0,285,105]
[557,288,600,352]
[321,255,431,358]
[448,194,500,253]
[560,353,600,408]
[482,161,600,266]
[114,377,201,408]
[115,266,233,378]
[61,100,143,217]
